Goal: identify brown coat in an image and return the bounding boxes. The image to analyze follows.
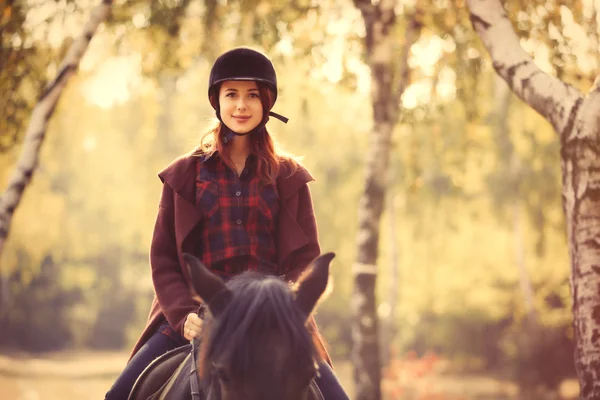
[130,154,331,365]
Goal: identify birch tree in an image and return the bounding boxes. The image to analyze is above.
[351,1,422,398]
[467,0,600,397]
[0,0,113,258]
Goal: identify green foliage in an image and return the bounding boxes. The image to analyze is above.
[0,251,81,351]
[0,0,47,150]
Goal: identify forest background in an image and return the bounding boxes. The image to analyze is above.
[1,0,598,399]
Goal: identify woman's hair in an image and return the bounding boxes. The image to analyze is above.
[193,82,299,184]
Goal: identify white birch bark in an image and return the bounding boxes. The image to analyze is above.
[381,179,400,366]
[351,1,422,398]
[467,0,600,397]
[0,0,113,259]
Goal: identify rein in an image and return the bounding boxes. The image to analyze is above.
[190,337,202,400]
[190,303,206,400]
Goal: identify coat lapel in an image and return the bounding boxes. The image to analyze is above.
[174,192,202,252]
[277,160,314,201]
[158,155,203,252]
[276,161,314,265]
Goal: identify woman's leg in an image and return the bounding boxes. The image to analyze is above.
[315,362,350,400]
[105,332,182,400]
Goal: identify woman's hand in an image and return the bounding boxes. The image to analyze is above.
[184,312,203,341]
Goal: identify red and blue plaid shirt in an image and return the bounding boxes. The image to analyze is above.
[159,151,280,342]
[195,151,279,276]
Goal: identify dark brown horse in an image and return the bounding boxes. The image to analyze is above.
[129,252,335,400]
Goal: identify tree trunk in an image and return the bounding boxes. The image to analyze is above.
[236,3,256,47]
[351,96,392,400]
[513,199,536,319]
[493,76,537,320]
[467,1,600,397]
[155,74,178,155]
[381,178,400,366]
[351,1,421,398]
[0,0,113,258]
[201,0,222,61]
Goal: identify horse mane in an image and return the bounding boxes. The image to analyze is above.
[198,272,318,385]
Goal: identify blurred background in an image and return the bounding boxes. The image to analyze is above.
[1,0,598,399]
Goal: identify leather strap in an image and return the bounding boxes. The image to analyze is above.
[190,303,204,399]
[190,337,202,400]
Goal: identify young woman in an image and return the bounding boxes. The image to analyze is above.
[105,47,348,399]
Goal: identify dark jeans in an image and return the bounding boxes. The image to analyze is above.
[105,332,181,400]
[105,331,349,400]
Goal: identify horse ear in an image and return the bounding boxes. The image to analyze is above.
[294,252,335,319]
[184,253,232,317]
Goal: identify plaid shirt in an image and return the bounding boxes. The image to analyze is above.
[160,152,279,342]
[195,151,279,277]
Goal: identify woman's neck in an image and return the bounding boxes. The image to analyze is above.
[228,134,251,163]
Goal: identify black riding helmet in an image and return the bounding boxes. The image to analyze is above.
[208,48,288,125]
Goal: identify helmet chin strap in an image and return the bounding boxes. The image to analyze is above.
[216,110,288,144]
[220,124,256,144]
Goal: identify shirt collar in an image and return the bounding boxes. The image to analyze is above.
[200,150,220,164]
[201,150,257,165]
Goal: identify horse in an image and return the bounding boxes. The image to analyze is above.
[128,252,335,400]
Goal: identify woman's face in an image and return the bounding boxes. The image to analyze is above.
[218,80,263,134]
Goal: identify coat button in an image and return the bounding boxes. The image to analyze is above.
[236,191,241,196]
[236,219,242,225]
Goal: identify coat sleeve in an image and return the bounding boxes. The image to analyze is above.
[283,183,322,282]
[150,182,199,335]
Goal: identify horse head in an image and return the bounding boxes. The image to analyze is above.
[183,253,335,400]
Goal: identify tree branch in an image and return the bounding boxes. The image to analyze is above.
[466,0,582,135]
[352,0,372,11]
[0,0,113,259]
[392,6,423,119]
[591,76,600,95]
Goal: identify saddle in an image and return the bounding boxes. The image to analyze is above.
[128,343,198,400]
[128,342,324,400]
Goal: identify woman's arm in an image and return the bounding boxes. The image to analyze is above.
[150,182,199,335]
